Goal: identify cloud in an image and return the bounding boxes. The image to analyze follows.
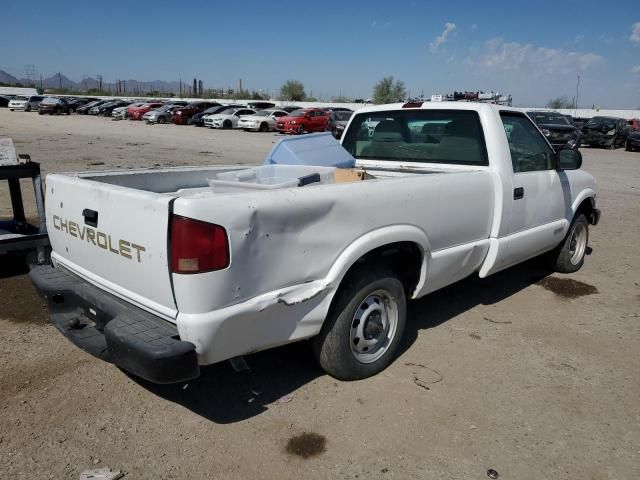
[466,37,603,75]
[430,22,456,52]
[573,34,585,43]
[631,22,640,45]
[471,23,478,31]
[632,65,640,73]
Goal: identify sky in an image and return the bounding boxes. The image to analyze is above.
[1,0,639,108]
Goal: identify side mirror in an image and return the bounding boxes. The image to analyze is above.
[556,148,582,171]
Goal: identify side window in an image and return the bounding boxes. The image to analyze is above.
[500,112,555,173]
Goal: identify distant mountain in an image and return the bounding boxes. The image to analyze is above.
[42,73,78,89]
[0,69,192,94]
[0,70,21,84]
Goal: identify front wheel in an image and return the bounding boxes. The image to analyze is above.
[625,140,632,151]
[313,267,407,380]
[608,136,617,150]
[223,119,232,129]
[25,104,31,112]
[259,122,269,132]
[296,125,304,135]
[157,116,166,124]
[548,214,589,273]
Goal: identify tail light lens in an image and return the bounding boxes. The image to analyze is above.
[170,215,229,274]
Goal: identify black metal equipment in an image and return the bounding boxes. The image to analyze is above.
[0,154,49,262]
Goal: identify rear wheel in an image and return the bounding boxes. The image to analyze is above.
[312,267,407,380]
[259,122,269,132]
[548,214,589,273]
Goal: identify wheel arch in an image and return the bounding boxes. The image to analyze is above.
[571,190,598,225]
[324,225,431,302]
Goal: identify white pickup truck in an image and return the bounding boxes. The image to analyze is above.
[31,102,600,384]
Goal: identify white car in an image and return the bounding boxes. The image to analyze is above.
[237,109,289,132]
[203,107,256,129]
[8,95,45,112]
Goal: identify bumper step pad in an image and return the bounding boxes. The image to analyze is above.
[30,264,199,384]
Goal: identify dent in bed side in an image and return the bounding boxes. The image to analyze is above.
[177,225,431,365]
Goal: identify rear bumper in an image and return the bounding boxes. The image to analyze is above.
[30,264,199,384]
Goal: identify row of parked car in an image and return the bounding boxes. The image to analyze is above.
[4,95,354,138]
[526,110,640,151]
[4,94,640,149]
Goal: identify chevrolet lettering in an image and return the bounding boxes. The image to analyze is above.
[52,214,146,262]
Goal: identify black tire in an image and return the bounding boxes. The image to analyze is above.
[297,125,304,135]
[157,116,166,124]
[259,122,269,132]
[223,119,232,129]
[38,111,44,115]
[625,140,631,152]
[547,214,589,273]
[312,267,407,380]
[25,104,31,112]
[608,136,617,150]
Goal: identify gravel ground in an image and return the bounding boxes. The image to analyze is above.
[0,109,639,480]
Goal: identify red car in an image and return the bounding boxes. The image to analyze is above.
[172,101,220,125]
[275,108,330,134]
[128,102,165,120]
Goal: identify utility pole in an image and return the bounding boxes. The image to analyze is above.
[575,75,580,116]
[58,72,62,89]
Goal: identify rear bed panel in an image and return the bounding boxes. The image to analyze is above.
[46,174,177,320]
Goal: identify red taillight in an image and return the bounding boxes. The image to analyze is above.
[170,215,229,274]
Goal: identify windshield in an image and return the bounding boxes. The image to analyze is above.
[14,96,28,101]
[41,98,59,104]
[585,117,615,130]
[219,108,236,115]
[341,109,489,166]
[253,110,272,117]
[334,111,353,121]
[290,109,306,117]
[185,102,202,109]
[529,112,570,126]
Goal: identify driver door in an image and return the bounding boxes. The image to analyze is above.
[499,112,570,267]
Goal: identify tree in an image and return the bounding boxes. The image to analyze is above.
[280,80,306,101]
[372,76,406,104]
[546,96,574,109]
[331,95,353,103]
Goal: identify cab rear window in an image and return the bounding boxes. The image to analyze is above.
[341,109,489,166]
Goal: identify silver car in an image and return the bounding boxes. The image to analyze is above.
[8,95,45,112]
[143,104,182,124]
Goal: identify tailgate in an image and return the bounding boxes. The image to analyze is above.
[46,174,177,320]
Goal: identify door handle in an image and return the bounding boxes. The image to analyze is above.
[514,187,524,200]
[82,208,98,227]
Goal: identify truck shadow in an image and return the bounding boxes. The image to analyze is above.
[0,254,30,278]
[136,259,550,424]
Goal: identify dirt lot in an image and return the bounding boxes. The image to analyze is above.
[0,109,639,480]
